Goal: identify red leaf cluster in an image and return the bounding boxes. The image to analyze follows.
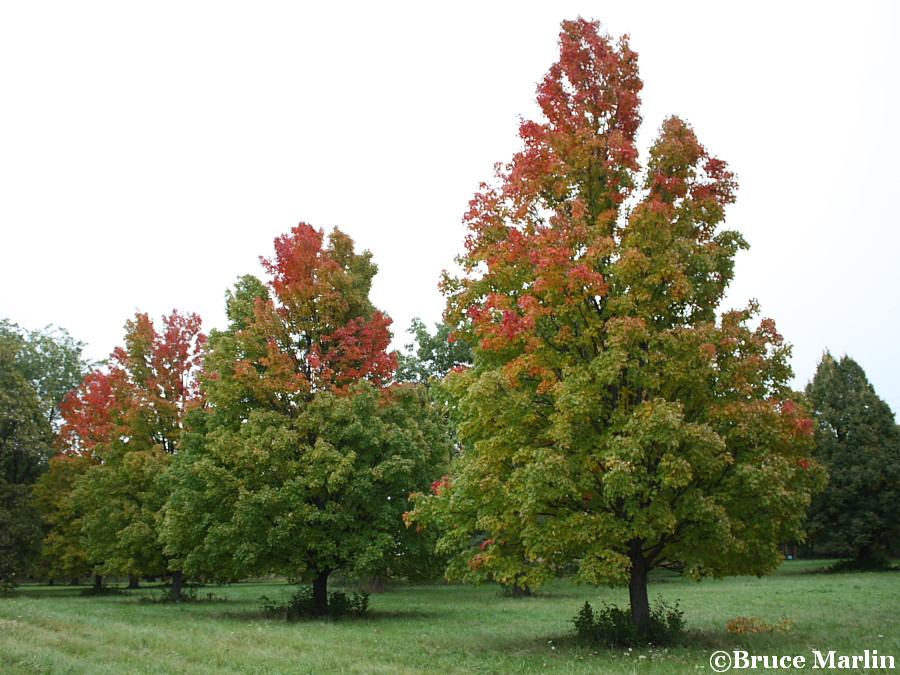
[60,310,206,457]
[249,222,397,395]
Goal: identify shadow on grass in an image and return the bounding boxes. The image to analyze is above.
[211,607,433,623]
[786,559,900,575]
[8,587,86,599]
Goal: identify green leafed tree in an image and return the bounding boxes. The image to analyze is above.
[162,224,451,614]
[2,322,93,429]
[32,452,98,582]
[805,353,900,567]
[0,321,89,590]
[0,335,49,591]
[406,18,825,635]
[389,319,475,584]
[396,318,474,388]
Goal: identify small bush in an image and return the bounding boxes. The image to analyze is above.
[261,586,369,620]
[726,616,794,635]
[826,558,897,573]
[571,597,685,647]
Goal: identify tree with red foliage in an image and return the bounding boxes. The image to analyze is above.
[407,18,825,636]
[57,311,205,597]
[163,224,449,615]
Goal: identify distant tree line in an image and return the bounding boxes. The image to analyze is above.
[4,224,472,610]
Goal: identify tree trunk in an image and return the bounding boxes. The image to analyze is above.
[856,542,886,569]
[365,576,387,594]
[70,577,80,586]
[510,583,532,598]
[509,573,532,597]
[628,539,650,636]
[48,578,55,587]
[171,570,184,602]
[128,575,140,589]
[92,574,102,593]
[312,569,330,616]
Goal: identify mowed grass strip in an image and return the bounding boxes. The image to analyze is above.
[1,562,897,674]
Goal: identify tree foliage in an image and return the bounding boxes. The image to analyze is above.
[163,224,450,614]
[407,18,825,633]
[32,452,97,581]
[391,319,475,581]
[58,311,205,590]
[805,353,900,566]
[0,321,88,590]
[396,318,474,387]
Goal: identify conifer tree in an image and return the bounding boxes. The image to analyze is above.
[805,353,900,567]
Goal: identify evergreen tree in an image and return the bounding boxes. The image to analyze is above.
[805,353,900,567]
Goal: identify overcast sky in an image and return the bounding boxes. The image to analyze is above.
[2,1,898,415]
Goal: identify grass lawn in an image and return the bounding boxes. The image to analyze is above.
[1,561,897,674]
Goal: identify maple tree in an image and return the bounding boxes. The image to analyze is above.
[34,369,114,586]
[162,224,450,614]
[57,311,205,597]
[407,18,825,634]
[805,353,900,567]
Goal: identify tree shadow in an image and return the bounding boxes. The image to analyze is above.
[210,607,432,623]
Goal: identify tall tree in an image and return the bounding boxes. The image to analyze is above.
[388,319,475,584]
[0,321,89,590]
[163,224,450,614]
[60,311,205,597]
[805,353,900,567]
[0,334,50,591]
[34,369,115,585]
[407,18,824,634]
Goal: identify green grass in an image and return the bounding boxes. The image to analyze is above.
[1,561,898,673]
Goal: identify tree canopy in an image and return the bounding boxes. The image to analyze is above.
[805,353,900,567]
[0,321,89,590]
[163,224,450,613]
[55,311,206,595]
[407,18,825,634]
[396,318,474,388]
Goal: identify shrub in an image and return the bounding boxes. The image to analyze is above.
[571,597,685,647]
[261,586,369,620]
[726,616,794,635]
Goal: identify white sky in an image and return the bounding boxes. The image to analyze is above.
[2,1,898,415]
